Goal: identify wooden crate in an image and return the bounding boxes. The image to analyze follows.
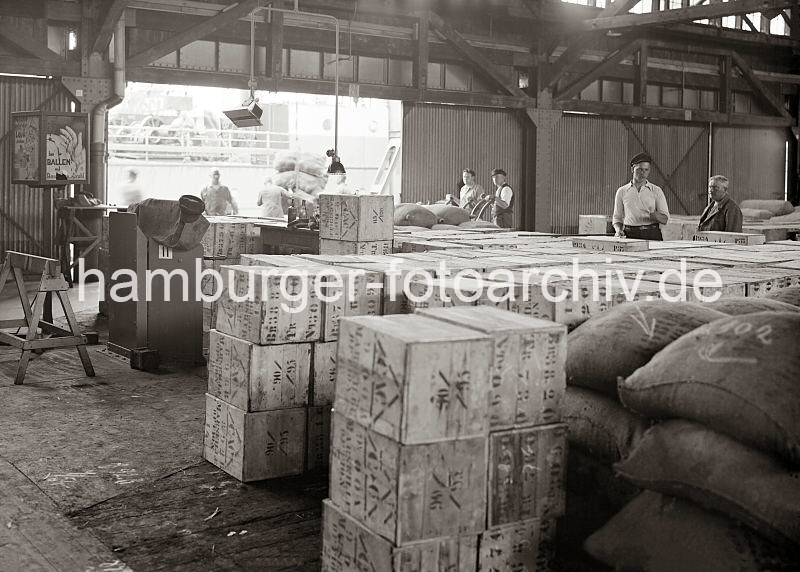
[406,277,513,312]
[320,267,384,341]
[202,217,261,258]
[207,330,310,411]
[577,215,613,235]
[239,254,327,268]
[571,237,649,252]
[321,499,478,572]
[202,394,306,482]
[419,306,565,430]
[201,257,239,296]
[319,238,393,256]
[319,194,394,242]
[311,341,337,406]
[329,413,487,544]
[479,518,554,572]
[334,314,493,443]
[306,405,332,472]
[215,265,322,345]
[487,423,567,527]
[692,231,766,245]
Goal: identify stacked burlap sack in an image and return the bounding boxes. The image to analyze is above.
[268,151,328,209]
[393,202,499,230]
[562,297,800,571]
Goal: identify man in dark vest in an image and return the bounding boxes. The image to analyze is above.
[489,168,514,228]
[698,175,743,233]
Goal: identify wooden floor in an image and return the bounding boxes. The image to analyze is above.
[0,301,326,571]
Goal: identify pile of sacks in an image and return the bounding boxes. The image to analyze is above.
[740,199,800,223]
[393,202,499,230]
[561,291,800,570]
[267,151,328,208]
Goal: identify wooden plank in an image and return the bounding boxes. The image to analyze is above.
[203,394,306,482]
[487,423,567,527]
[583,0,792,31]
[127,0,260,68]
[6,251,59,277]
[0,459,133,572]
[415,10,429,99]
[92,0,128,54]
[419,306,566,430]
[328,413,487,545]
[321,499,478,571]
[334,314,493,443]
[731,50,793,120]
[207,330,311,412]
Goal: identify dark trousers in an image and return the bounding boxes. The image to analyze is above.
[624,224,663,241]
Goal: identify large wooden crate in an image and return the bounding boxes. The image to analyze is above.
[216,265,322,345]
[306,405,332,472]
[319,267,384,341]
[419,306,565,430]
[334,314,493,443]
[321,500,478,572]
[202,217,261,258]
[692,231,766,245]
[329,413,487,544]
[319,194,394,241]
[201,257,239,296]
[487,423,567,527]
[311,341,337,406]
[479,517,555,572]
[319,238,393,256]
[207,330,310,411]
[406,277,512,312]
[203,394,306,482]
[571,237,649,252]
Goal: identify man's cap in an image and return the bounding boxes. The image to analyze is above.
[491,168,507,177]
[630,153,652,166]
[210,167,220,175]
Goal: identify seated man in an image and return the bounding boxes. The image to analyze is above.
[698,175,743,233]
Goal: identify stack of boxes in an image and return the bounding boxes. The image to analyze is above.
[321,307,567,570]
[200,217,263,356]
[318,194,394,255]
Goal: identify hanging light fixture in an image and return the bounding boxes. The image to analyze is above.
[226,2,343,173]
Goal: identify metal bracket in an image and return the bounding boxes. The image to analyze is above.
[61,76,113,108]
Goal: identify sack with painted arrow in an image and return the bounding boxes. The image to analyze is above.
[619,311,800,465]
[566,301,726,397]
[706,296,800,316]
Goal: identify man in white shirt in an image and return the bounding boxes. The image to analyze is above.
[488,168,514,228]
[612,153,669,240]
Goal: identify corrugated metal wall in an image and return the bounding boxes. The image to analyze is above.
[626,121,710,217]
[0,77,73,257]
[551,116,711,233]
[551,115,628,234]
[712,126,787,201]
[401,103,524,228]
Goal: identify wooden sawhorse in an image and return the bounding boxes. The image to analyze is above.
[0,251,95,385]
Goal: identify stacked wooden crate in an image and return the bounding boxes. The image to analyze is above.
[322,308,567,571]
[203,263,322,481]
[318,194,394,255]
[200,217,262,355]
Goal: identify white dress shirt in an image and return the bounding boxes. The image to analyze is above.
[612,181,669,227]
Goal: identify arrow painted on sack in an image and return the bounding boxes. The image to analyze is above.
[630,306,657,340]
[697,341,758,364]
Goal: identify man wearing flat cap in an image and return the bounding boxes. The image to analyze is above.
[487,168,514,228]
[612,153,669,240]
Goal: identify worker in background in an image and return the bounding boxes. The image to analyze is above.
[258,179,288,218]
[459,168,484,211]
[697,175,743,233]
[120,168,144,205]
[612,153,669,240]
[487,168,514,228]
[201,168,238,215]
